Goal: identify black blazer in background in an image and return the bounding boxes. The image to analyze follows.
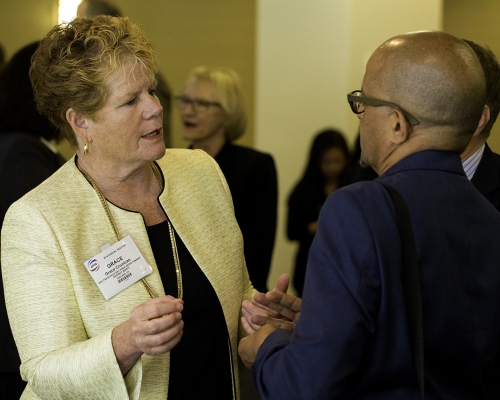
[0,131,66,373]
[214,141,278,292]
[470,143,500,211]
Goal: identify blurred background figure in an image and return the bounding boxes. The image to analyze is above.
[177,66,278,294]
[461,39,500,210]
[0,42,5,71]
[287,128,350,296]
[76,0,173,148]
[0,41,65,400]
[77,0,121,16]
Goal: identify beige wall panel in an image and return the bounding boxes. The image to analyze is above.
[444,0,500,153]
[256,0,443,292]
[0,0,58,59]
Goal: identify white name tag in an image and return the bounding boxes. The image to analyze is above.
[84,235,153,300]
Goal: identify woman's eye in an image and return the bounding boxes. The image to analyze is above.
[196,100,209,107]
[125,97,137,106]
[149,90,156,96]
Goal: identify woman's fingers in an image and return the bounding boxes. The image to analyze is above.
[129,296,185,355]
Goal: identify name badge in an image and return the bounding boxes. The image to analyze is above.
[84,235,153,300]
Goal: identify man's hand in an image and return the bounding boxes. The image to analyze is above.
[241,274,302,334]
[250,289,302,331]
[238,324,277,368]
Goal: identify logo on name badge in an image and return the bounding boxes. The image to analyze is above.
[87,259,100,272]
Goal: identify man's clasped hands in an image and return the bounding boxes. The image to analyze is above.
[238,274,302,368]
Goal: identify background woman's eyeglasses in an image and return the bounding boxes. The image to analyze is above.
[175,95,222,113]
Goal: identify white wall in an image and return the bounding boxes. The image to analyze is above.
[255,0,443,292]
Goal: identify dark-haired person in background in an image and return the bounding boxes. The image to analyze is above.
[286,129,350,296]
[0,41,65,399]
[461,39,500,210]
[77,0,121,17]
[0,42,5,71]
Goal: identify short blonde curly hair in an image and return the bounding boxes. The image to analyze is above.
[30,15,158,147]
[185,66,248,141]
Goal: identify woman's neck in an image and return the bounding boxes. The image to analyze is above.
[324,177,340,197]
[76,152,166,226]
[77,153,161,206]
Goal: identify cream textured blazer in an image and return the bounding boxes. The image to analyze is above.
[1,149,256,399]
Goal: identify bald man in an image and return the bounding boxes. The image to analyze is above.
[461,40,500,210]
[238,32,500,399]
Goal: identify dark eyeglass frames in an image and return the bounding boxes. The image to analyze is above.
[175,95,222,113]
[347,90,419,126]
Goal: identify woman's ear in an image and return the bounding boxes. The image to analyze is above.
[66,108,91,143]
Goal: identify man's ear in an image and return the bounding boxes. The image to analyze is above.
[390,108,411,144]
[66,108,91,143]
[472,105,490,138]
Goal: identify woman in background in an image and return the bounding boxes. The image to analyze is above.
[0,41,65,399]
[287,129,350,296]
[177,67,278,293]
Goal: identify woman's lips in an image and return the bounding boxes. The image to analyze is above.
[141,129,162,138]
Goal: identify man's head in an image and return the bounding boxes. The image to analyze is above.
[462,39,500,139]
[355,31,486,173]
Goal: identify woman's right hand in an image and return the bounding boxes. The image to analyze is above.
[112,295,184,375]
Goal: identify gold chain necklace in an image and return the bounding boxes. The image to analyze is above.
[77,160,183,299]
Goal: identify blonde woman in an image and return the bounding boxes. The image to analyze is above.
[2,16,255,399]
[177,67,278,293]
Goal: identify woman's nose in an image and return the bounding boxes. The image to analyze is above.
[146,93,163,119]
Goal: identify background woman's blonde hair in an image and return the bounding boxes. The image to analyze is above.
[186,66,247,141]
[30,15,158,148]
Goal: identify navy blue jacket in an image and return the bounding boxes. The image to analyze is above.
[252,150,500,399]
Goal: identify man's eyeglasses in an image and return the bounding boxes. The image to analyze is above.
[175,95,222,113]
[347,90,419,126]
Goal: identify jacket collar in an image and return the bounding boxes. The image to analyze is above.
[381,150,465,178]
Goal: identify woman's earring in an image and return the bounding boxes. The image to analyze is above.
[84,142,89,156]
